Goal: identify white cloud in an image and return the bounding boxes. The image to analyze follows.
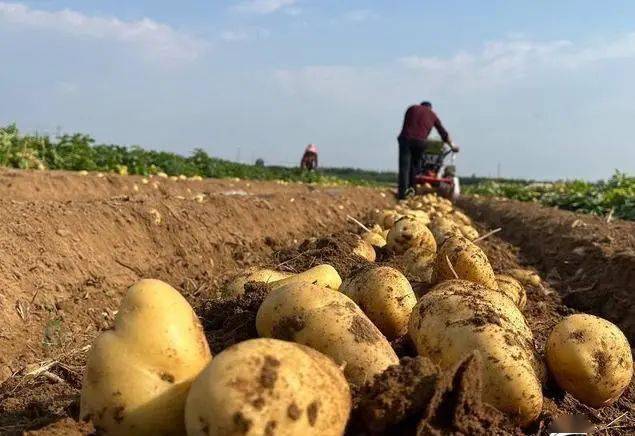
[219,28,270,42]
[0,2,205,63]
[233,0,297,14]
[342,9,378,22]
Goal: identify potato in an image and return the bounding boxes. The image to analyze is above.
[495,274,527,309]
[352,236,377,261]
[409,279,543,425]
[270,264,342,291]
[451,210,472,226]
[402,247,436,284]
[224,268,292,298]
[362,230,386,248]
[507,268,541,287]
[434,235,498,289]
[80,279,211,435]
[459,224,479,241]
[386,216,437,254]
[402,209,431,225]
[340,266,416,339]
[428,217,462,245]
[376,209,403,229]
[545,314,633,407]
[185,339,350,436]
[256,282,398,385]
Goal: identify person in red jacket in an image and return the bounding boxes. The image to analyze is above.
[397,101,459,199]
[300,144,318,170]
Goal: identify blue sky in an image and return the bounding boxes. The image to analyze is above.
[2,1,635,179]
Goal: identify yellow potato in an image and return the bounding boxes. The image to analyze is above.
[256,282,398,385]
[428,217,462,245]
[409,280,542,425]
[451,210,472,226]
[507,268,542,287]
[224,268,292,298]
[459,224,479,241]
[340,266,416,339]
[386,216,437,254]
[185,339,350,436]
[434,235,498,289]
[352,236,377,261]
[362,230,386,248]
[270,264,342,291]
[80,279,211,435]
[495,274,527,309]
[402,247,436,284]
[376,209,403,229]
[546,314,633,407]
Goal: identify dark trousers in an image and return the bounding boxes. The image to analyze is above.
[398,138,427,199]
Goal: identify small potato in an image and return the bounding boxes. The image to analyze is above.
[362,230,386,248]
[270,264,342,291]
[451,210,472,226]
[402,209,431,225]
[376,209,403,229]
[402,247,436,284]
[507,268,541,287]
[495,274,527,309]
[546,314,633,407]
[386,217,437,254]
[340,266,416,339]
[428,217,462,245]
[459,224,479,241]
[434,235,498,289]
[352,236,377,261]
[80,279,211,435]
[409,280,543,425]
[185,339,350,436]
[257,282,398,385]
[224,268,292,298]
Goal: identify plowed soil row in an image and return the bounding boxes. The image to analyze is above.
[458,196,635,343]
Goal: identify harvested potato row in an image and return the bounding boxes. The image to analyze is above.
[256,282,399,386]
[433,234,498,289]
[409,279,543,426]
[546,314,633,408]
[185,338,351,436]
[80,279,212,436]
[340,266,417,339]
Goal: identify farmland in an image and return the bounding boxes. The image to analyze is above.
[0,165,632,435]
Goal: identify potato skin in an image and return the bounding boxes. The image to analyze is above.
[546,314,633,407]
[495,274,527,310]
[409,280,543,425]
[340,266,416,339]
[402,247,436,284]
[270,264,342,291]
[80,279,211,436]
[362,230,386,248]
[352,236,377,261]
[386,216,437,254]
[507,268,541,287]
[224,269,292,298]
[256,282,398,385]
[434,235,498,289]
[185,339,350,436]
[428,217,461,245]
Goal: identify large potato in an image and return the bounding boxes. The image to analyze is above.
[185,339,350,436]
[270,264,342,291]
[386,216,436,254]
[80,279,211,435]
[340,266,416,339]
[409,280,543,425]
[495,274,527,309]
[434,235,497,289]
[224,268,292,298]
[545,314,633,407]
[402,247,436,284]
[256,282,398,385]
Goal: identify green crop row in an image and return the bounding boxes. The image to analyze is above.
[0,124,393,187]
[464,173,635,220]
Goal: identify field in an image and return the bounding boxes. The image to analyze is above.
[0,168,633,435]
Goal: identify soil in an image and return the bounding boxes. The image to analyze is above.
[1,170,634,435]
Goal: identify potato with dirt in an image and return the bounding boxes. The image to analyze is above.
[80,279,212,435]
[256,282,398,385]
[185,338,350,436]
[352,235,377,261]
[362,229,386,248]
[409,279,543,425]
[495,274,527,309]
[402,246,436,284]
[428,216,462,245]
[340,266,417,339]
[507,268,541,287]
[224,268,292,298]
[386,216,437,254]
[546,314,633,408]
[269,264,342,291]
[433,235,498,289]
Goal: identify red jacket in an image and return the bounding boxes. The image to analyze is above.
[398,105,450,142]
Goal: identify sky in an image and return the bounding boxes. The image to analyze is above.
[1,1,635,180]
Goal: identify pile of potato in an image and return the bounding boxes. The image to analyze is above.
[80,194,633,435]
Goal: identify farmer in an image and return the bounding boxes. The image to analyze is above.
[397,101,459,199]
[300,144,318,171]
